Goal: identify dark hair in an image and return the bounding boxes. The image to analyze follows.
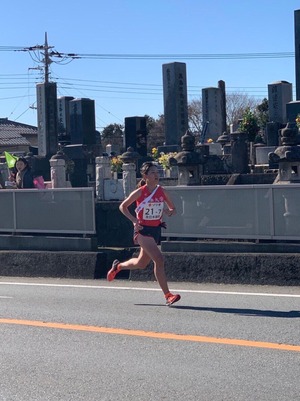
[15,157,30,169]
[140,161,155,175]
[137,162,156,188]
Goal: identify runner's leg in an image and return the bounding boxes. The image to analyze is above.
[136,234,170,295]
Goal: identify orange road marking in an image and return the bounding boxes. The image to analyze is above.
[0,318,299,353]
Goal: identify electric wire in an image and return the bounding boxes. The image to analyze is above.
[0,46,295,124]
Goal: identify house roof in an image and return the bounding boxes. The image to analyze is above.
[0,118,37,146]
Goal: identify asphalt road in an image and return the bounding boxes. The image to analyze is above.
[0,277,299,401]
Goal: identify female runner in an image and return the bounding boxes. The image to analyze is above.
[107,161,181,306]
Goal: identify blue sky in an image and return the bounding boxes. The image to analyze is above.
[0,0,299,131]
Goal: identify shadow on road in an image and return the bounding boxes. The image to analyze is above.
[135,304,300,318]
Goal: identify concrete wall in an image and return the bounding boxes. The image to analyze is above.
[130,252,300,286]
[0,249,299,286]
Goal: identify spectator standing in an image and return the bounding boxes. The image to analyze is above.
[15,158,34,189]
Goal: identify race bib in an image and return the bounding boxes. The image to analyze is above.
[143,202,164,220]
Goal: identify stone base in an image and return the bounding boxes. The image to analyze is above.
[0,246,299,286]
[0,248,136,280]
[130,252,300,286]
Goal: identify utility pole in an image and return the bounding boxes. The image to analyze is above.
[20,32,78,83]
[20,32,54,84]
[19,37,79,157]
[43,32,52,84]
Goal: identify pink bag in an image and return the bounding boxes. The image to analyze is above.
[33,176,45,189]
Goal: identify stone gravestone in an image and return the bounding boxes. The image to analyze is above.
[265,122,281,146]
[36,82,58,157]
[69,98,96,145]
[202,86,223,142]
[57,96,74,146]
[295,9,300,100]
[230,131,249,174]
[124,116,147,157]
[161,62,188,153]
[268,81,292,124]
[286,101,300,125]
[218,80,227,134]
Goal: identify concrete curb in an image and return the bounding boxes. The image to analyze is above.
[0,250,299,286]
[0,251,103,279]
[130,252,300,286]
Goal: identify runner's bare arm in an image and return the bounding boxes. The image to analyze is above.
[162,187,176,216]
[119,188,142,224]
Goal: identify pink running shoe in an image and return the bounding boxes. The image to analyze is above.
[107,259,120,282]
[165,293,181,306]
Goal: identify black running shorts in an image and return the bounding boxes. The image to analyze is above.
[134,225,162,244]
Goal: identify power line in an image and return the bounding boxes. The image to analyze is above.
[0,39,296,125]
[0,46,295,60]
[74,52,295,60]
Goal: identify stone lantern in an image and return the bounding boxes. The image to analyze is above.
[95,154,111,201]
[50,150,67,188]
[169,130,206,185]
[269,122,300,234]
[119,147,140,164]
[169,131,207,233]
[269,122,300,183]
[120,147,140,197]
[217,132,231,155]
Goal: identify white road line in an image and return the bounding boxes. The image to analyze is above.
[0,281,299,298]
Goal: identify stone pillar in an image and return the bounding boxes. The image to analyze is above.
[202,86,223,142]
[265,122,281,146]
[95,155,111,201]
[295,9,300,100]
[69,98,96,145]
[124,117,147,157]
[268,81,293,124]
[36,82,58,157]
[230,132,249,173]
[218,80,227,133]
[162,62,188,146]
[122,163,136,198]
[50,158,66,188]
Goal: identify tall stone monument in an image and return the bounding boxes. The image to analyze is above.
[162,62,188,151]
[268,81,292,124]
[218,80,227,134]
[36,82,58,157]
[295,9,300,100]
[202,86,223,142]
[57,96,74,145]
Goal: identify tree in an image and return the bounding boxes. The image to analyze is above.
[187,93,260,137]
[146,114,165,153]
[147,106,203,152]
[255,98,269,130]
[188,99,202,135]
[239,108,260,142]
[101,123,124,151]
[226,93,260,126]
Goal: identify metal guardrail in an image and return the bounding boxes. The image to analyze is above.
[0,188,96,234]
[3,184,299,241]
[162,184,300,241]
